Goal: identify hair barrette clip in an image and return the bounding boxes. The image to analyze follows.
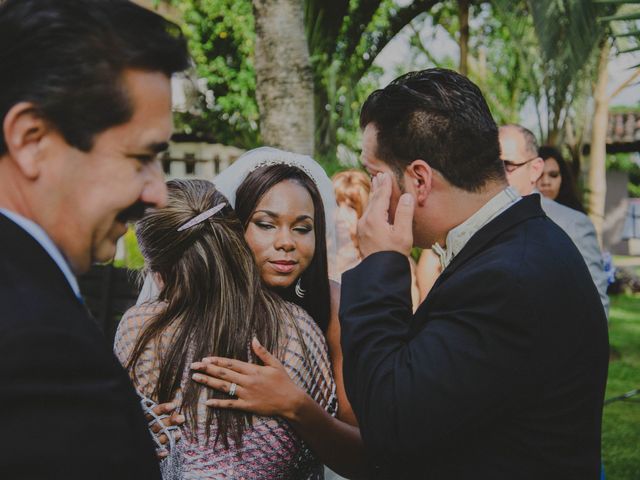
[177,203,226,232]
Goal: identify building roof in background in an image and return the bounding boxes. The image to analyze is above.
[584,110,640,154]
[608,111,640,146]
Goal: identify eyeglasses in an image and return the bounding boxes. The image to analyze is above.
[501,156,539,173]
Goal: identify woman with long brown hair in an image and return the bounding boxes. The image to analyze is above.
[115,179,336,479]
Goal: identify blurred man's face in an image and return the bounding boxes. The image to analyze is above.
[498,129,542,196]
[44,69,172,273]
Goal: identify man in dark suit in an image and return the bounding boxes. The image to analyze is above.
[0,1,189,477]
[340,69,609,479]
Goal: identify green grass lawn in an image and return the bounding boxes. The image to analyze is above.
[602,293,640,479]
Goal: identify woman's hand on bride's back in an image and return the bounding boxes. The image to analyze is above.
[190,338,307,421]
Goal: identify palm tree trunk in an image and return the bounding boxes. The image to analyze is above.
[253,0,315,155]
[587,39,611,246]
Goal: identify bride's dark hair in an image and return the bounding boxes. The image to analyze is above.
[127,179,287,447]
[235,164,331,333]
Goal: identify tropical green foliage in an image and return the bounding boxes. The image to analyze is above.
[113,227,145,270]
[160,0,638,182]
[605,153,640,197]
[402,0,592,148]
[404,1,538,125]
[628,172,640,197]
[168,0,260,148]
[596,0,640,51]
[529,0,610,73]
[468,4,536,125]
[158,0,443,166]
[607,152,640,171]
[499,0,613,149]
[305,0,440,159]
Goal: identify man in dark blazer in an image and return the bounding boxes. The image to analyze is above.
[341,69,609,479]
[0,1,189,477]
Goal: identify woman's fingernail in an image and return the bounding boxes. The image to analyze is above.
[192,373,202,381]
[205,399,218,407]
[175,414,186,423]
[191,362,202,369]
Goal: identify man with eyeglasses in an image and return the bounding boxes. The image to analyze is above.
[499,124,609,315]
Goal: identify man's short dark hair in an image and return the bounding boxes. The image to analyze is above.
[360,68,504,192]
[0,0,190,155]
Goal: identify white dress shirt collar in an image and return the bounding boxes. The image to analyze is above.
[432,186,521,270]
[0,209,82,299]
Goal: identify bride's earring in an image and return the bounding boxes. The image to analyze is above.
[295,277,306,298]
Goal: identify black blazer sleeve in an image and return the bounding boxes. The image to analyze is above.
[0,214,160,479]
[0,306,160,479]
[340,251,537,465]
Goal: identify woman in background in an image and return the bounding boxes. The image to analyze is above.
[537,145,586,213]
[331,168,420,309]
[332,169,371,275]
[116,179,336,479]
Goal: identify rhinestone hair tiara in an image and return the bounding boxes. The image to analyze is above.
[248,160,317,184]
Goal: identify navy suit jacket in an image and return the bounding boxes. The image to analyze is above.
[340,195,608,479]
[0,213,160,479]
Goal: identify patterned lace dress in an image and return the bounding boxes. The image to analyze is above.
[114,301,337,480]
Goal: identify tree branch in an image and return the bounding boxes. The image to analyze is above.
[306,0,350,57]
[352,0,439,82]
[608,67,640,101]
[341,0,385,62]
[408,22,443,67]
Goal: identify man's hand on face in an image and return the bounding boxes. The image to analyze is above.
[357,172,415,258]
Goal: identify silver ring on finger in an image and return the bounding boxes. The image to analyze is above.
[228,382,237,397]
